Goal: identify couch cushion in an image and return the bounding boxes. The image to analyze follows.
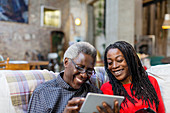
[0,72,15,113]
[0,69,57,113]
[90,67,109,89]
[146,64,170,112]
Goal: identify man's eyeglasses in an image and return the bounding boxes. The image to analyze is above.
[70,59,95,77]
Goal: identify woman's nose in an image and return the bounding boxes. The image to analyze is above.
[112,62,119,68]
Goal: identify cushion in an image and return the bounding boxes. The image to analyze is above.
[0,69,57,113]
[0,72,15,113]
[90,67,109,89]
[147,64,170,112]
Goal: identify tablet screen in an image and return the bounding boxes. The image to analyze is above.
[80,93,124,113]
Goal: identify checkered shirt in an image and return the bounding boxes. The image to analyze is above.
[27,72,102,113]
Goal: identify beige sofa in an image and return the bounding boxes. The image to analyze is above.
[0,65,169,113]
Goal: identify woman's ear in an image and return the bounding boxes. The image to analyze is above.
[64,58,69,67]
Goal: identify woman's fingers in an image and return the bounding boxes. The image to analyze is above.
[96,106,105,113]
[102,102,114,113]
[96,100,119,113]
[113,100,119,113]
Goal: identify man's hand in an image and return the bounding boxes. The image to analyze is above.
[63,97,85,113]
[96,100,119,113]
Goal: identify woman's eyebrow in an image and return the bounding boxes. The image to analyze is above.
[107,55,122,59]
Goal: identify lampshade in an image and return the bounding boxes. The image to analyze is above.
[47,53,58,60]
[162,14,170,29]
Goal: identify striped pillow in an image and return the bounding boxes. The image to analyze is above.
[0,70,57,113]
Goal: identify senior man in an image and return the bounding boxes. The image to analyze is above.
[27,42,119,113]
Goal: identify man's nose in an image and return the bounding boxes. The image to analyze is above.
[80,71,88,78]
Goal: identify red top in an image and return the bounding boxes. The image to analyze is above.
[100,76,165,113]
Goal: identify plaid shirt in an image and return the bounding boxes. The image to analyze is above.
[27,72,102,113]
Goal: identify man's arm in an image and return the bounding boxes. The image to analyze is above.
[27,91,47,113]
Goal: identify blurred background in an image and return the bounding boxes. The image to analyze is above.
[0,0,170,71]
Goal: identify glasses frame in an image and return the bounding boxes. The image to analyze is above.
[69,59,95,77]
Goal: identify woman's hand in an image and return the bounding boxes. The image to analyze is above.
[63,97,85,113]
[96,100,119,113]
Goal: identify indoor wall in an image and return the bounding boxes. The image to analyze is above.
[0,0,70,60]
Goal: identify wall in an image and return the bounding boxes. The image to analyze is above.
[69,0,88,43]
[0,0,70,60]
[105,0,135,47]
[166,0,170,56]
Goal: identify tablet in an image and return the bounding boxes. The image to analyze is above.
[80,93,124,113]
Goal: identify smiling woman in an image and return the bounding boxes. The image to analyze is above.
[106,48,131,84]
[100,41,165,113]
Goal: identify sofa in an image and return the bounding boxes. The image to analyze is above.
[146,64,170,112]
[0,65,169,113]
[0,67,108,113]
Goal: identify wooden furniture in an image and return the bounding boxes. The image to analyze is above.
[0,59,49,70]
[6,60,30,70]
[28,61,49,69]
[0,61,7,70]
[161,57,170,64]
[0,57,9,70]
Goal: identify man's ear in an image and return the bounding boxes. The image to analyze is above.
[64,58,69,67]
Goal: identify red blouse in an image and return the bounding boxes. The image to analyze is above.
[100,76,165,113]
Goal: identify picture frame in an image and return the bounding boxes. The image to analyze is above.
[41,5,61,28]
[0,0,29,23]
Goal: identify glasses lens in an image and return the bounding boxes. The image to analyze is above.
[76,66,84,72]
[86,70,95,76]
[70,59,95,76]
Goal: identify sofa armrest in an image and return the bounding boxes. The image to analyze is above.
[0,72,16,113]
[146,64,170,112]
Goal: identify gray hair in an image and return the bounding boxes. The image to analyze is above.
[63,42,97,64]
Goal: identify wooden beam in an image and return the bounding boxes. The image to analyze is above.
[143,0,154,4]
[86,0,98,5]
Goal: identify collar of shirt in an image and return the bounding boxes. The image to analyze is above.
[56,72,78,91]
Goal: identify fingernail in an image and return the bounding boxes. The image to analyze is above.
[103,102,107,106]
[81,97,85,100]
[72,105,78,109]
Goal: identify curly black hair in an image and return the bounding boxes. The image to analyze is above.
[104,41,159,110]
